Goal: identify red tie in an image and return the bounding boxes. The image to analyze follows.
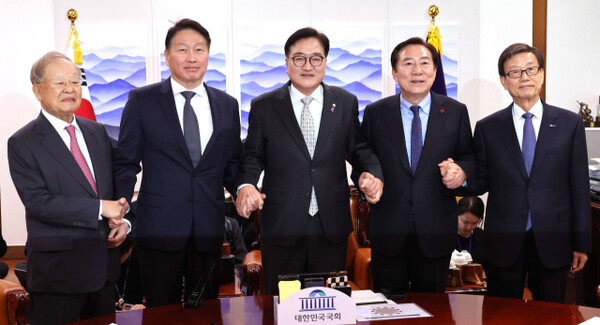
[65,125,98,196]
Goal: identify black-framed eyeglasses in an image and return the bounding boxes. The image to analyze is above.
[505,66,541,79]
[290,55,324,68]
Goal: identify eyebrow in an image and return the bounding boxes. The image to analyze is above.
[507,62,537,69]
[292,52,324,56]
[402,56,431,62]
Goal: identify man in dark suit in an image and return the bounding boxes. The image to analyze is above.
[7,52,129,324]
[235,27,383,295]
[461,43,591,302]
[114,19,242,306]
[357,37,475,294]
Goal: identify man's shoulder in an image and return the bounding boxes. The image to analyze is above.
[9,118,39,145]
[129,81,165,98]
[323,83,356,99]
[366,93,399,111]
[431,92,467,110]
[205,84,237,104]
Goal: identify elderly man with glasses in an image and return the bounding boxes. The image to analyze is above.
[235,27,383,295]
[453,43,591,302]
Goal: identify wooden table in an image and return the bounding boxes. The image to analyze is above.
[66,292,600,324]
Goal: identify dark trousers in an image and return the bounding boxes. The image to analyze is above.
[29,281,114,325]
[136,238,221,307]
[372,222,450,294]
[261,213,348,295]
[486,230,569,303]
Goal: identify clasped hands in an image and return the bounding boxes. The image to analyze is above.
[438,158,467,189]
[101,198,129,248]
[358,172,383,204]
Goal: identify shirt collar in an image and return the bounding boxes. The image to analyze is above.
[513,98,543,119]
[41,109,81,134]
[170,78,207,98]
[400,92,432,114]
[289,84,323,105]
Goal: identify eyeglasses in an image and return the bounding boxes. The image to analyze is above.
[290,55,324,68]
[41,76,83,88]
[505,66,541,79]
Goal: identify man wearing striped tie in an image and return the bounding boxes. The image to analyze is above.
[235,27,383,295]
[357,37,475,295]
[7,51,130,324]
[457,43,591,303]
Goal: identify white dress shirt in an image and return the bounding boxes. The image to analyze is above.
[512,99,543,149]
[289,84,324,139]
[170,78,213,154]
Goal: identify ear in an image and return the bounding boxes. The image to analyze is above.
[391,68,398,83]
[164,49,170,67]
[499,76,508,90]
[32,84,43,102]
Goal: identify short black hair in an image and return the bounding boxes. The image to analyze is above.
[457,196,484,219]
[390,37,439,70]
[165,18,211,50]
[497,43,544,76]
[284,27,330,57]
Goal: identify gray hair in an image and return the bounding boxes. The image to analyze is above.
[30,51,79,85]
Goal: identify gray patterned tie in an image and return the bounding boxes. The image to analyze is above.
[301,96,318,216]
[181,91,201,167]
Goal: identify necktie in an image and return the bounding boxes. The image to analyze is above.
[301,96,318,216]
[410,105,423,174]
[522,112,536,230]
[65,125,97,196]
[182,91,201,167]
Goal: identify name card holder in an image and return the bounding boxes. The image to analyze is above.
[274,287,356,324]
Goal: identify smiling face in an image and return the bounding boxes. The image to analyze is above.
[500,52,544,111]
[392,44,437,105]
[33,58,82,123]
[165,28,209,90]
[285,37,327,96]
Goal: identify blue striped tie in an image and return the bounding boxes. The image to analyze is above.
[522,112,536,230]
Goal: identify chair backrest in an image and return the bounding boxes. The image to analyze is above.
[0,280,29,325]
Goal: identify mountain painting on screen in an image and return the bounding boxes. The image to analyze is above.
[81,47,147,140]
[239,25,383,138]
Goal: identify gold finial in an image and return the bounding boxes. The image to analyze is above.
[67,9,78,23]
[428,5,439,20]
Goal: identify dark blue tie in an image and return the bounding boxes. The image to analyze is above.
[522,112,536,230]
[181,91,201,167]
[410,105,423,174]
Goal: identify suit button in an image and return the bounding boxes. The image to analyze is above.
[305,192,310,197]
[528,188,532,193]
[311,168,316,173]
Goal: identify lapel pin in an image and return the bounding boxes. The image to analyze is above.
[331,103,336,112]
[550,124,556,128]
[440,108,445,114]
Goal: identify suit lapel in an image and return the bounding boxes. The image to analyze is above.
[200,84,222,161]
[418,92,445,176]
[273,83,312,161]
[37,114,97,197]
[384,94,411,173]
[159,78,193,167]
[530,102,559,177]
[78,118,106,197]
[313,84,339,161]
[494,104,528,179]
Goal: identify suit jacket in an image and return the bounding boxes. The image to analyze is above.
[236,82,382,247]
[359,92,475,258]
[467,102,591,269]
[114,78,242,252]
[7,113,120,293]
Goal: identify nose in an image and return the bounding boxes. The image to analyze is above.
[186,52,197,62]
[63,82,75,93]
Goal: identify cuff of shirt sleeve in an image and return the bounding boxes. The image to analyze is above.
[236,183,255,195]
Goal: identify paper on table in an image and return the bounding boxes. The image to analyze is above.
[351,290,389,305]
[356,303,432,321]
[579,316,600,325]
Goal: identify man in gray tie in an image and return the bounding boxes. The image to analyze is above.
[114,19,243,306]
[456,43,591,302]
[234,27,383,294]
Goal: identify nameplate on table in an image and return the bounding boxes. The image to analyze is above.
[274,287,356,324]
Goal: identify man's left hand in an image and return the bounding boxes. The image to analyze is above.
[438,158,467,189]
[571,251,588,273]
[107,222,129,248]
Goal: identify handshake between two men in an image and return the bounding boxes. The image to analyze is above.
[101,198,130,248]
